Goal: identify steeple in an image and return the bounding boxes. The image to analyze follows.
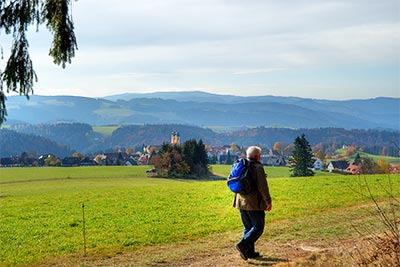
[171,131,180,145]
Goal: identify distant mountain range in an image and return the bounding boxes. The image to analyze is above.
[4,91,399,130]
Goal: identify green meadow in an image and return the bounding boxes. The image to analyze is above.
[0,166,399,266]
[92,125,119,136]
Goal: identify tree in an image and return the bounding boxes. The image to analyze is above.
[226,150,233,165]
[273,142,284,156]
[94,154,104,165]
[182,139,208,176]
[377,160,391,174]
[152,139,208,178]
[353,153,362,165]
[230,142,238,153]
[344,146,356,157]
[125,147,134,155]
[361,156,380,174]
[315,150,325,161]
[44,154,60,166]
[0,0,77,124]
[289,133,315,177]
[72,152,84,160]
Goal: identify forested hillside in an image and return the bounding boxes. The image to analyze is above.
[0,129,74,157]
[11,123,103,153]
[3,123,398,157]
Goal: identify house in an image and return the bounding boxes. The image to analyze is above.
[0,157,20,167]
[327,160,350,172]
[80,157,97,166]
[345,164,361,175]
[62,157,81,167]
[263,155,286,166]
[138,154,149,165]
[103,152,128,165]
[124,159,138,166]
[313,158,324,170]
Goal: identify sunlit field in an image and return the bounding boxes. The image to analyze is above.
[0,166,398,266]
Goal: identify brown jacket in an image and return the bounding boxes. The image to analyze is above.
[233,160,272,210]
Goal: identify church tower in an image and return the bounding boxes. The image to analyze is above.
[171,131,180,145]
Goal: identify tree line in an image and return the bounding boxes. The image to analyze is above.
[2,123,399,158]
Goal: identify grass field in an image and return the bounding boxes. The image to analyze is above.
[92,125,119,136]
[334,149,400,164]
[0,166,399,266]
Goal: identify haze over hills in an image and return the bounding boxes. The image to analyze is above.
[4,91,399,130]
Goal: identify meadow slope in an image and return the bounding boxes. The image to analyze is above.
[0,166,398,266]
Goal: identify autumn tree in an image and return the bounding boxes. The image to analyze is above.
[289,133,315,177]
[72,152,84,160]
[377,160,391,174]
[44,154,60,166]
[284,144,293,157]
[0,0,77,124]
[360,156,380,174]
[230,142,238,153]
[152,139,208,178]
[273,142,284,156]
[94,154,104,165]
[125,147,134,155]
[315,150,325,161]
[345,146,356,157]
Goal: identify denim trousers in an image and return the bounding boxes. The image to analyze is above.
[238,209,265,254]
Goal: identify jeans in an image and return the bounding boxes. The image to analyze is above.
[238,209,265,254]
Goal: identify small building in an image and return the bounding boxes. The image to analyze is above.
[327,160,349,172]
[0,157,20,167]
[263,155,286,166]
[62,157,81,167]
[313,158,324,170]
[80,157,97,166]
[345,164,361,175]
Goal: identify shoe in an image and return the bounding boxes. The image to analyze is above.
[248,251,261,259]
[235,243,248,261]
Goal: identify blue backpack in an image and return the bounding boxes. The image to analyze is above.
[227,158,254,194]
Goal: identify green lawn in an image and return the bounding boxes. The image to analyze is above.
[0,166,398,266]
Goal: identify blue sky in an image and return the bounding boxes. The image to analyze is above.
[2,0,399,100]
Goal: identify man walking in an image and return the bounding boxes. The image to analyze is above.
[233,146,272,260]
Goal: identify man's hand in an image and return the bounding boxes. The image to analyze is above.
[265,203,272,212]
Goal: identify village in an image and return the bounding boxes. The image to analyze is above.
[2,132,396,175]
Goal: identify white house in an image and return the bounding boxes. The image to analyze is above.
[313,158,324,170]
[327,160,350,172]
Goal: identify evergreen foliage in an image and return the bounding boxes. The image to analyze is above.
[151,139,209,178]
[289,133,315,177]
[0,128,73,157]
[0,0,77,124]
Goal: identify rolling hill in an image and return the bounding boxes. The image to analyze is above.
[4,91,399,130]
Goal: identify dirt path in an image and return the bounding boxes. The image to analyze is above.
[31,233,349,267]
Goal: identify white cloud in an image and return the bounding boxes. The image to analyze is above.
[3,0,398,99]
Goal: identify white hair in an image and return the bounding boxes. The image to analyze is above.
[246,146,261,159]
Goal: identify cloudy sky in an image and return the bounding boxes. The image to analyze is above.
[2,0,400,99]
